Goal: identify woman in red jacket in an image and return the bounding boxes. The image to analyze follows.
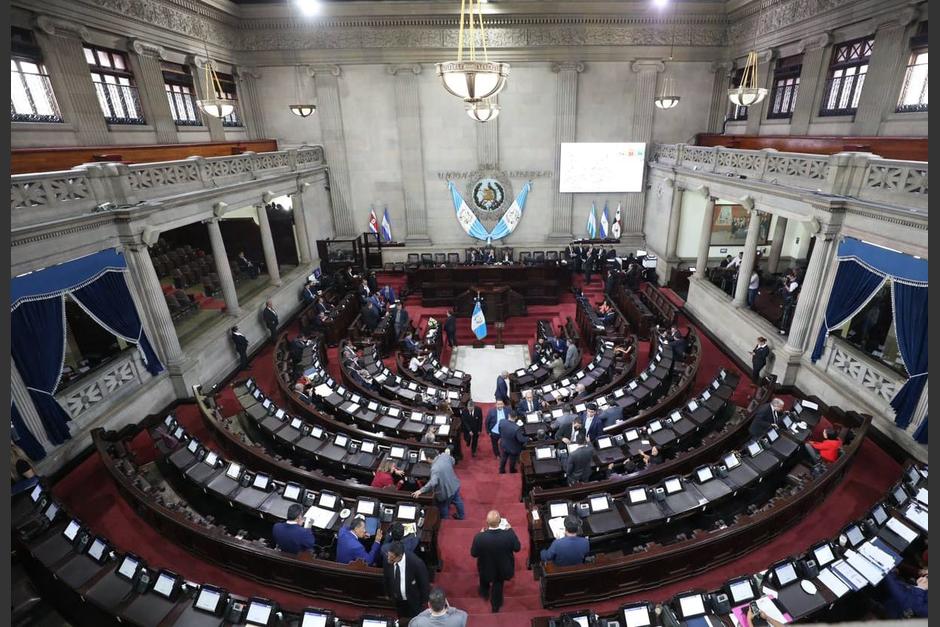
[810,428,842,463]
[371,459,405,489]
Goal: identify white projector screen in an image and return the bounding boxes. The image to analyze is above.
[559,142,647,193]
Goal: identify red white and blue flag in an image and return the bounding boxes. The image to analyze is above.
[368,207,380,235]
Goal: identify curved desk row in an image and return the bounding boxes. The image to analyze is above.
[395,349,471,393]
[640,283,678,329]
[348,340,469,407]
[300,292,360,347]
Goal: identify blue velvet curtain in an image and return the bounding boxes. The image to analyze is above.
[913,417,927,444]
[11,298,72,445]
[811,260,887,362]
[72,272,163,376]
[890,282,928,430]
[12,403,45,461]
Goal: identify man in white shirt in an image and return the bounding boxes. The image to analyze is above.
[747,270,760,309]
[383,541,429,619]
[727,252,743,270]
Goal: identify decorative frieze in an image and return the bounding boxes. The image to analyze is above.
[58,351,149,419]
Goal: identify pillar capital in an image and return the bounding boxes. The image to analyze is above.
[631,59,666,74]
[307,64,342,78]
[234,66,263,81]
[551,61,585,74]
[739,195,755,211]
[798,32,833,53]
[687,184,711,199]
[34,15,89,40]
[386,64,422,76]
[128,38,166,59]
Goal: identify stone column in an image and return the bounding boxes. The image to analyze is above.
[786,231,836,351]
[12,358,54,452]
[853,15,918,136]
[289,188,312,264]
[766,216,789,274]
[187,55,226,141]
[127,39,177,144]
[746,50,776,135]
[549,62,584,241]
[664,183,684,261]
[234,67,267,140]
[205,216,241,316]
[256,202,282,286]
[388,64,431,244]
[33,16,111,145]
[310,65,356,236]
[789,33,832,135]
[476,104,499,167]
[733,204,762,307]
[692,188,713,279]
[707,61,734,133]
[123,240,186,366]
[624,60,665,234]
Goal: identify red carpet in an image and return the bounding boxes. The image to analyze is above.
[49,276,904,625]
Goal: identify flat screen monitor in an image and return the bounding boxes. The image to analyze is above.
[766,428,779,442]
[729,578,755,603]
[30,484,43,502]
[164,415,175,427]
[225,463,242,480]
[628,488,647,504]
[526,412,541,424]
[871,504,888,526]
[362,620,388,627]
[813,543,835,566]
[283,484,302,502]
[549,503,569,518]
[434,414,448,425]
[696,467,714,483]
[367,401,379,411]
[311,426,324,439]
[357,500,376,516]
[336,386,347,395]
[846,525,865,546]
[623,605,652,627]
[290,417,303,430]
[88,538,107,562]
[194,586,223,613]
[410,412,424,423]
[746,441,762,457]
[262,399,272,410]
[625,430,639,442]
[274,409,286,420]
[783,415,794,429]
[361,441,376,454]
[203,451,219,467]
[648,420,662,432]
[589,495,610,513]
[701,390,711,400]
[687,400,699,412]
[252,474,270,490]
[187,439,200,454]
[63,520,81,541]
[318,493,337,510]
[350,394,362,403]
[390,446,405,459]
[597,436,613,449]
[397,504,417,521]
[301,611,329,627]
[173,427,185,440]
[117,555,139,580]
[153,571,177,598]
[535,447,553,460]
[246,600,273,625]
[334,434,349,448]
[893,485,908,505]
[678,594,706,618]
[43,502,58,521]
[907,466,922,484]
[575,403,587,413]
[551,408,564,418]
[388,407,401,418]
[568,614,591,627]
[723,453,740,469]
[664,478,683,494]
[775,562,797,586]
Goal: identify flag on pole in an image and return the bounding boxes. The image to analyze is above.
[368,206,380,235]
[381,207,393,243]
[586,202,598,239]
[612,203,622,239]
[600,201,610,239]
[471,298,487,340]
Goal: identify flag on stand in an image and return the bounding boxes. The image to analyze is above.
[612,203,622,239]
[586,202,598,239]
[471,298,487,340]
[600,201,610,239]
[368,206,380,235]
[381,207,394,243]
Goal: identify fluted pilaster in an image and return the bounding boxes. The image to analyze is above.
[123,241,185,366]
[311,65,356,236]
[128,39,177,143]
[549,62,584,240]
[624,60,665,234]
[388,64,431,244]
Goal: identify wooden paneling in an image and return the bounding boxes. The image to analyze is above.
[11,139,279,174]
[695,134,927,162]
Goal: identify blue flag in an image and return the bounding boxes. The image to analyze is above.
[600,202,610,239]
[471,299,487,340]
[587,202,598,239]
[381,207,393,243]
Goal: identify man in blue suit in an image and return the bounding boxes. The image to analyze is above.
[580,403,605,443]
[498,415,527,474]
[272,504,316,555]
[540,515,590,567]
[485,399,510,458]
[494,371,512,404]
[336,517,384,565]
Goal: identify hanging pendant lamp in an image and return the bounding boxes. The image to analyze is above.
[437,0,509,104]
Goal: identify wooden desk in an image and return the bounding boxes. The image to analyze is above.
[407,264,570,307]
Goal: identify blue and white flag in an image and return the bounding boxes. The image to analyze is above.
[488,181,531,240]
[600,201,610,239]
[449,181,491,241]
[612,203,622,239]
[587,202,598,239]
[381,207,393,243]
[471,299,487,340]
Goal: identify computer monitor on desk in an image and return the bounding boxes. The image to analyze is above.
[725,576,757,606]
[621,601,656,627]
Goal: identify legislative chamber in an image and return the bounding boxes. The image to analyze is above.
[8,0,929,626]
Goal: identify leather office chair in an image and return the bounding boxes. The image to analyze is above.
[546,250,560,261]
[406,253,420,270]
[447,252,461,265]
[534,251,546,262]
[434,253,446,265]
[420,253,433,267]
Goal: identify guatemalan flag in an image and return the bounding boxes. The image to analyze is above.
[599,201,610,239]
[381,208,393,243]
[368,207,380,235]
[471,299,487,340]
[586,202,598,239]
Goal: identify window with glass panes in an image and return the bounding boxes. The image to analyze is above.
[820,37,873,116]
[162,62,201,125]
[727,68,748,121]
[84,45,145,124]
[897,22,927,112]
[767,54,802,119]
[215,72,242,127]
[10,27,62,123]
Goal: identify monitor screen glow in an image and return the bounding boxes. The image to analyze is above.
[311,427,324,438]
[362,620,388,627]
[775,562,797,586]
[628,488,647,503]
[535,447,553,460]
[252,474,270,490]
[397,504,417,520]
[44,502,58,521]
[747,442,762,457]
[814,544,835,566]
[194,587,222,612]
[334,435,349,448]
[187,439,200,454]
[872,505,888,525]
[597,436,613,449]
[679,594,706,618]
[291,418,303,429]
[357,500,376,516]
[204,452,219,466]
[319,493,337,509]
[846,525,864,545]
[63,520,81,541]
[246,601,272,625]
[30,485,43,502]
[729,579,755,603]
[390,446,405,459]
[225,463,242,480]
[301,612,329,627]
[589,496,610,512]
[724,453,740,469]
[664,478,682,494]
[283,484,302,501]
[361,441,376,454]
[88,538,107,562]
[118,555,139,579]
[623,605,651,627]
[153,572,176,598]
[696,467,714,483]
[549,503,569,518]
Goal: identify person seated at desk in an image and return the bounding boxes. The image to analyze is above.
[639,446,663,467]
[809,428,843,463]
[558,416,584,445]
[516,389,543,416]
[272,504,316,555]
[499,249,512,264]
[372,458,406,489]
[564,434,595,485]
[301,281,317,306]
[742,606,786,627]
[482,247,496,264]
[876,570,928,619]
[422,426,438,444]
[605,459,638,480]
[336,517,384,565]
[410,351,429,373]
[532,338,548,362]
[380,522,420,564]
[402,332,421,354]
[540,515,590,567]
[667,326,688,360]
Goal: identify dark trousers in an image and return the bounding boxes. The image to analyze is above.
[489,434,500,458]
[445,329,457,347]
[499,450,519,473]
[236,348,250,371]
[395,598,423,620]
[479,578,506,612]
[267,325,277,343]
[463,429,479,455]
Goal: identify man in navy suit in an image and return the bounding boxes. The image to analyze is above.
[579,403,605,443]
[539,515,590,567]
[498,415,527,474]
[494,371,512,404]
[485,399,510,458]
[336,517,384,565]
[516,389,543,416]
[272,504,316,555]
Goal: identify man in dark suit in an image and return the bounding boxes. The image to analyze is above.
[564,434,595,485]
[485,399,509,458]
[579,403,605,443]
[470,511,521,613]
[230,325,250,371]
[272,504,316,554]
[540,515,590,566]
[516,389,543,416]
[750,398,785,438]
[444,311,457,347]
[668,326,688,360]
[383,540,430,620]
[461,400,482,457]
[498,415,526,474]
[494,371,512,404]
[750,336,770,387]
[301,282,317,306]
[557,416,584,444]
[262,300,279,343]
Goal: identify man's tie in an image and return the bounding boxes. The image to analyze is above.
[395,563,403,599]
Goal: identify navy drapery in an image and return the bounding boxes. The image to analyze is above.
[890,282,928,429]
[913,417,927,444]
[72,272,163,376]
[810,260,886,362]
[12,403,45,461]
[11,298,72,445]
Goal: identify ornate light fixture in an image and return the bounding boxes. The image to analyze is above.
[466,97,500,122]
[727,2,767,107]
[196,42,233,118]
[436,0,509,103]
[289,66,317,118]
[654,17,680,110]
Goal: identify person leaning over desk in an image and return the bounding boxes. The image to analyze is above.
[336,516,384,565]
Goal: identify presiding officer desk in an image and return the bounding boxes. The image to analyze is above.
[407,263,571,307]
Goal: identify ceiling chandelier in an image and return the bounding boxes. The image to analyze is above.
[466,97,500,122]
[196,42,234,118]
[654,15,680,110]
[436,0,509,104]
[289,66,317,117]
[727,2,767,107]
